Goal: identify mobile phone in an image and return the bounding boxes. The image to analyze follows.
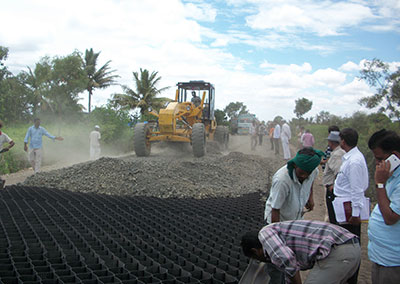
[386,154,400,172]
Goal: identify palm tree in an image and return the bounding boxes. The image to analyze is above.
[111,68,169,115]
[83,48,119,113]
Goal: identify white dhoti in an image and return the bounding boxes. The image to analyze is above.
[281,137,291,160]
[90,146,101,160]
[29,148,42,174]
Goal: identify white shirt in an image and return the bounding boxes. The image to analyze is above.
[264,165,318,223]
[334,146,369,216]
[273,125,281,139]
[250,124,257,135]
[281,123,291,140]
[0,132,12,150]
[90,130,101,148]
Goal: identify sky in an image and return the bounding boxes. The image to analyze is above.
[1,0,400,122]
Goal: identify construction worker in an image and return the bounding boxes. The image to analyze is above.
[191,91,201,107]
[241,220,361,284]
[90,125,101,160]
[0,120,15,189]
[24,118,63,174]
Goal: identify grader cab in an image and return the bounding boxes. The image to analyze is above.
[133,81,229,157]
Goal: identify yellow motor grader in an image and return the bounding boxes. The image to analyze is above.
[133,81,229,157]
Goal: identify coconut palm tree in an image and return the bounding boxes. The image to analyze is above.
[111,68,169,115]
[83,48,119,113]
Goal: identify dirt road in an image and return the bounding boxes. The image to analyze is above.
[2,135,371,283]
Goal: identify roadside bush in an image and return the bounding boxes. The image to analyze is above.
[88,106,133,154]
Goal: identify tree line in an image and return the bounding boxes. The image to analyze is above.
[1,45,399,129]
[0,46,170,124]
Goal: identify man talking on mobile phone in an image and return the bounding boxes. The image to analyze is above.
[368,129,400,284]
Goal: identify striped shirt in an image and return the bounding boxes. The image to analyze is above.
[258,220,357,277]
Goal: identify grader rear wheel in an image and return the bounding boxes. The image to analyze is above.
[224,127,229,149]
[215,125,229,150]
[134,123,151,157]
[214,126,225,145]
[192,123,206,157]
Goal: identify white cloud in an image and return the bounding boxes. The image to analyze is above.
[335,78,371,105]
[246,1,375,36]
[339,61,360,72]
[0,0,389,122]
[375,0,400,18]
[184,2,217,22]
[260,61,312,73]
[309,68,347,87]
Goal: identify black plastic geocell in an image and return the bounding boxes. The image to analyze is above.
[0,186,265,283]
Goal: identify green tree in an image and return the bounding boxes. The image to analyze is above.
[83,48,119,113]
[359,58,400,120]
[0,46,33,123]
[21,52,88,119]
[223,102,248,120]
[294,97,312,119]
[21,57,53,115]
[89,106,131,144]
[273,115,283,123]
[315,111,331,124]
[0,46,10,80]
[110,68,169,115]
[215,109,228,125]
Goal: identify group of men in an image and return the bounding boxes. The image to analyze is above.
[0,118,102,187]
[241,127,400,284]
[268,120,292,160]
[250,120,267,150]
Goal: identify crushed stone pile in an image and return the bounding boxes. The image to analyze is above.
[22,152,274,199]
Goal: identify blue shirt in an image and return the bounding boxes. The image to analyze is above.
[24,126,55,149]
[368,166,400,266]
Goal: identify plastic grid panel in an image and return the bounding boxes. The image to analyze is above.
[0,186,264,284]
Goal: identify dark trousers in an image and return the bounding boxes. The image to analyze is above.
[326,187,361,284]
[270,137,274,150]
[259,134,263,146]
[372,262,400,284]
[263,222,285,284]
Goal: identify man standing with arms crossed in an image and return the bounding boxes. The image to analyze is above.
[322,131,345,223]
[331,127,368,284]
[367,129,400,284]
[0,120,15,189]
[24,118,63,174]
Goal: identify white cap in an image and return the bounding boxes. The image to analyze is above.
[95,125,100,129]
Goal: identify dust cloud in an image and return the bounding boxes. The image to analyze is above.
[35,116,131,169]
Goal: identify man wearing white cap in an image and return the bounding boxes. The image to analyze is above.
[89,125,101,160]
[322,131,345,223]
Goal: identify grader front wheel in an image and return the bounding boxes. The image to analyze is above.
[192,123,206,157]
[134,123,151,157]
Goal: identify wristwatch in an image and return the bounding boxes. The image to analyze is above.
[376,183,385,189]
